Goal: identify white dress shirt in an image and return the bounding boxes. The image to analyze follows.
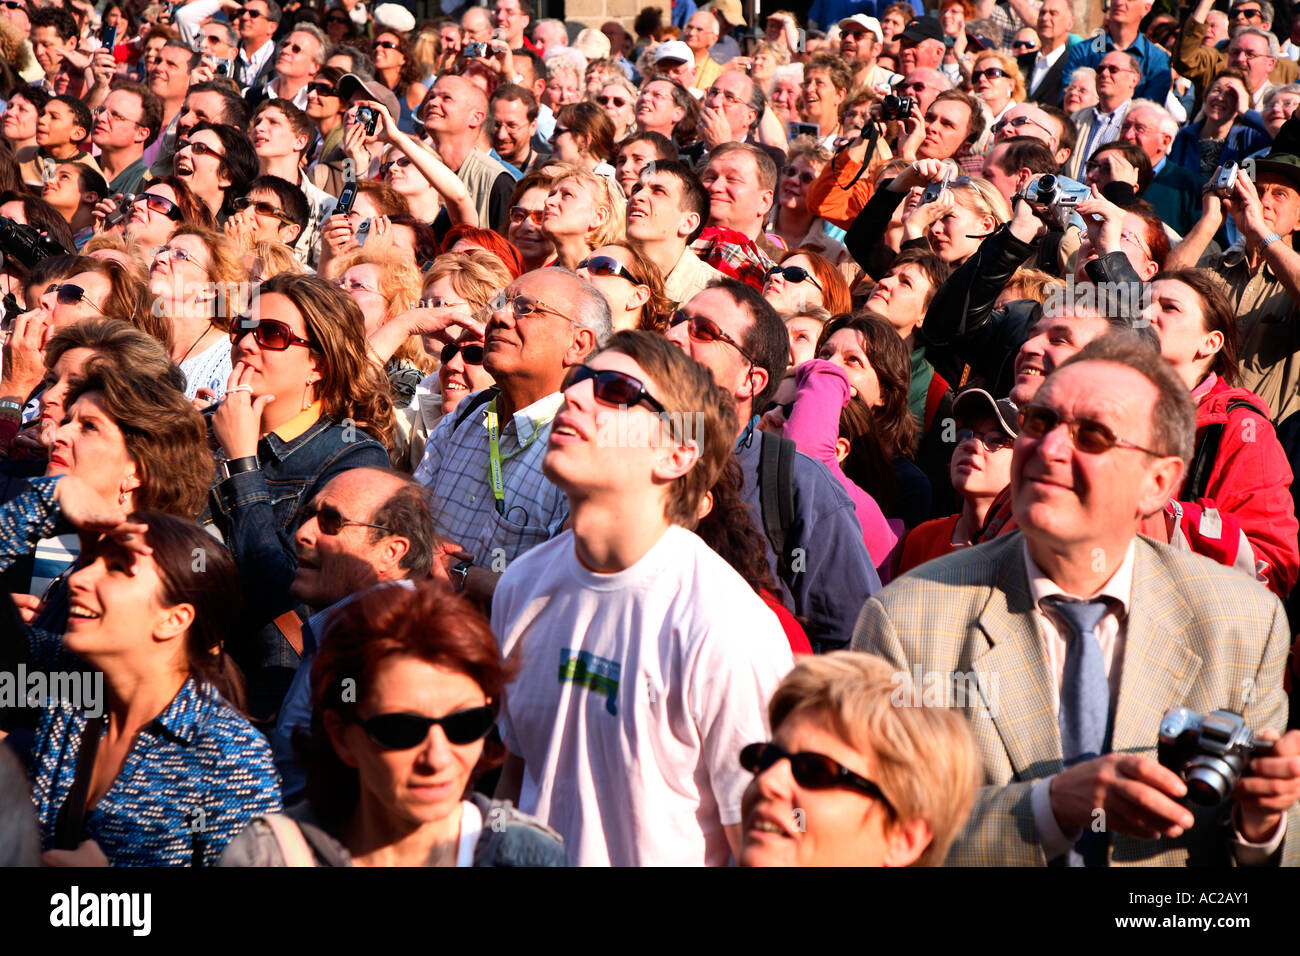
[1029,43,1068,97]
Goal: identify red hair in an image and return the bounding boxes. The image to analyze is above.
[439,225,525,278]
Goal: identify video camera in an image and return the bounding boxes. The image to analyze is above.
[0,216,71,273]
[1017,173,1090,228]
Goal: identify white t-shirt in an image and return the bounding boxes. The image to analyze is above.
[491,524,794,867]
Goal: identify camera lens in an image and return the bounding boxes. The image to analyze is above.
[1183,753,1245,805]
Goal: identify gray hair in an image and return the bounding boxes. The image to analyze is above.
[544,46,588,78]
[772,62,804,87]
[327,43,374,78]
[1069,66,1097,84]
[533,18,568,43]
[1233,0,1274,23]
[535,266,613,350]
[1232,26,1280,57]
[1128,98,1178,140]
[202,18,237,47]
[1264,82,1300,109]
[289,23,329,67]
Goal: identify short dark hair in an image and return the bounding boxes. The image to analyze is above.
[257,0,283,23]
[187,122,260,214]
[252,98,314,157]
[327,44,374,78]
[885,247,951,312]
[636,158,709,242]
[366,473,436,577]
[30,7,77,40]
[162,40,201,71]
[109,79,165,147]
[245,174,310,230]
[931,88,985,146]
[1040,104,1076,158]
[992,136,1058,176]
[47,95,92,146]
[491,83,540,122]
[9,86,51,116]
[512,46,546,81]
[617,129,677,161]
[183,80,250,130]
[64,163,108,203]
[708,276,789,412]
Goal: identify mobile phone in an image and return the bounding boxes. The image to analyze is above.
[787,121,819,140]
[355,219,371,246]
[794,28,806,53]
[100,23,118,50]
[335,180,359,216]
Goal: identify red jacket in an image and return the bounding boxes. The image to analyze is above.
[1175,378,1299,597]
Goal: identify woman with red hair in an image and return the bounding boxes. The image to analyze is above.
[439,225,525,279]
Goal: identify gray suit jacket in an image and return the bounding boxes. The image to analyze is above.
[851,531,1299,867]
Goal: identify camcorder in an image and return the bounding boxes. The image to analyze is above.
[880,94,915,121]
[1158,707,1274,806]
[0,216,71,273]
[1018,173,1090,228]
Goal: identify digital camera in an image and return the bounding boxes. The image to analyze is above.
[103,193,136,229]
[1212,162,1239,193]
[356,106,377,136]
[1157,707,1274,806]
[1019,173,1090,227]
[464,42,488,58]
[880,94,915,121]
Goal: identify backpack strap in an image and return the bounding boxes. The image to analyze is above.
[260,813,317,867]
[758,433,797,588]
[1185,399,1265,501]
[453,387,500,432]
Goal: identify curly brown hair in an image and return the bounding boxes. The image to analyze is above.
[815,312,917,460]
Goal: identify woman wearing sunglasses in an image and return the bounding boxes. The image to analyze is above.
[173,122,260,224]
[92,177,212,252]
[896,387,1017,575]
[595,77,638,142]
[150,226,248,403]
[325,245,434,409]
[767,138,853,275]
[369,250,508,469]
[970,52,1025,127]
[220,580,565,867]
[306,66,347,168]
[1137,269,1299,598]
[576,241,670,334]
[506,170,558,272]
[739,651,978,866]
[30,256,154,340]
[206,273,395,715]
[372,31,428,135]
[540,164,626,271]
[763,248,850,317]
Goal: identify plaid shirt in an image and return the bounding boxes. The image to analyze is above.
[692,226,776,291]
[413,388,569,567]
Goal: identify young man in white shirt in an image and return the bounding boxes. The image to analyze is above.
[493,330,794,866]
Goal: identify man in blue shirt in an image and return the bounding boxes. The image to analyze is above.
[1062,0,1171,105]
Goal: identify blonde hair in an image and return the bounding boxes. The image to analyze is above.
[950,175,1012,226]
[551,165,626,249]
[1003,266,1063,304]
[169,224,249,330]
[973,51,1026,104]
[768,652,981,867]
[327,245,431,372]
[247,241,308,280]
[422,249,514,313]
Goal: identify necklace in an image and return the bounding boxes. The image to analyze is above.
[179,322,215,364]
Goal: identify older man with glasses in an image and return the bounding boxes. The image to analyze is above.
[1177,0,1300,112]
[414,268,612,601]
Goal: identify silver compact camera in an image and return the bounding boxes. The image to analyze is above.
[1018,173,1091,227]
[1157,707,1274,806]
[1212,162,1239,193]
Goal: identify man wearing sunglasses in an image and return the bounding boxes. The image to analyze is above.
[414,269,612,600]
[268,468,435,802]
[493,332,793,865]
[229,0,282,93]
[230,175,309,249]
[1176,0,1298,115]
[1061,0,1170,107]
[248,23,325,112]
[667,280,879,651]
[1063,51,1140,181]
[854,337,1300,867]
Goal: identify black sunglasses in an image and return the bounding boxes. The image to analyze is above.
[234,196,296,225]
[1011,40,1038,50]
[440,341,485,365]
[374,39,400,50]
[230,317,318,352]
[178,138,225,160]
[579,255,640,284]
[307,81,339,97]
[1018,403,1163,456]
[740,742,894,811]
[972,67,1011,82]
[765,264,824,293]
[669,310,757,366]
[235,6,266,17]
[298,500,393,536]
[46,283,105,314]
[780,164,816,184]
[360,705,495,750]
[561,364,667,415]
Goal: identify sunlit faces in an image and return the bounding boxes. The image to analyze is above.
[481,272,583,382]
[770,76,800,122]
[1139,277,1221,384]
[863,263,933,338]
[39,346,95,435]
[626,169,695,243]
[1255,173,1300,237]
[93,89,148,152]
[918,98,973,160]
[542,175,607,240]
[785,314,825,367]
[635,80,684,135]
[951,412,1014,498]
[173,129,231,197]
[1009,310,1113,406]
[40,163,89,217]
[541,70,581,112]
[40,271,112,330]
[36,99,86,149]
[125,185,183,248]
[764,254,825,314]
[700,151,773,234]
[1,94,40,145]
[1263,90,1300,136]
[64,548,177,662]
[506,186,553,266]
[799,68,844,127]
[1095,51,1140,105]
[336,263,388,335]
[1074,210,1156,281]
[815,327,882,405]
[31,25,74,76]
[491,95,534,164]
[597,82,637,138]
[326,656,489,830]
[615,139,661,198]
[372,31,406,73]
[577,244,648,331]
[149,233,213,317]
[178,90,233,139]
[925,189,997,263]
[149,45,193,102]
[46,392,139,511]
[231,291,322,406]
[1062,73,1098,113]
[252,105,308,158]
[425,275,493,414]
[276,29,323,81]
[665,288,759,402]
[739,713,896,867]
[971,57,1016,116]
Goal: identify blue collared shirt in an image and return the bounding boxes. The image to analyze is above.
[1062,29,1171,105]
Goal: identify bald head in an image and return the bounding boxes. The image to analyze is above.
[423,73,489,136]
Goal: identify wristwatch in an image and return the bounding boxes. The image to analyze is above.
[220,455,260,481]
[451,559,473,592]
[1263,232,1283,246]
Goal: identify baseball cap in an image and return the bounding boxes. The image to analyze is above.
[705,0,746,26]
[899,16,944,45]
[654,39,694,65]
[838,13,884,43]
[953,387,1019,437]
[337,73,401,122]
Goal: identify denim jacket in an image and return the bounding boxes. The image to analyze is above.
[201,412,389,704]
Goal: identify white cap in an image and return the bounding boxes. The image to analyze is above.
[574,27,611,60]
[653,39,694,64]
[838,13,884,43]
[373,3,416,33]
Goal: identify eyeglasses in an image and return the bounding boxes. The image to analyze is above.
[230,317,318,352]
[332,276,381,295]
[280,41,305,54]
[307,82,339,98]
[1012,40,1038,50]
[45,284,104,314]
[780,164,816,184]
[705,87,745,107]
[488,291,569,322]
[234,7,266,17]
[1017,403,1164,456]
[298,500,393,536]
[972,66,1011,82]
[991,114,1051,136]
[578,255,640,284]
[1097,63,1137,75]
[561,364,667,415]
[669,310,758,366]
[359,706,495,750]
[956,428,1014,452]
[740,742,894,811]
[1229,48,1272,62]
[1119,228,1152,258]
[92,105,144,127]
[440,341,485,365]
[132,193,184,220]
[373,39,400,50]
[765,264,825,292]
[553,125,571,137]
[508,206,544,226]
[596,94,629,107]
[177,138,225,160]
[380,156,414,175]
[235,196,296,225]
[152,245,209,272]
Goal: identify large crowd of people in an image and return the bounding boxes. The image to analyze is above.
[2,0,1300,870]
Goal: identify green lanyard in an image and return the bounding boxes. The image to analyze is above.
[486,397,554,516]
